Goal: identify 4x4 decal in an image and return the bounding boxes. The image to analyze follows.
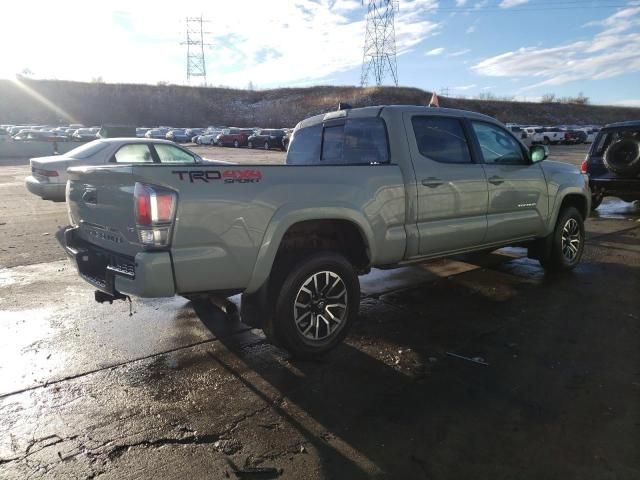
[172,169,262,184]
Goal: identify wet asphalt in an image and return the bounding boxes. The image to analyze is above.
[1,145,639,479]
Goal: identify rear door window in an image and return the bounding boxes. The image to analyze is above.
[594,128,640,155]
[113,144,154,163]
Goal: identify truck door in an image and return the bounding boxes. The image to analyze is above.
[403,113,489,256]
[468,120,549,243]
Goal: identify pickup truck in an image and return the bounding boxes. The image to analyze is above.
[60,106,591,357]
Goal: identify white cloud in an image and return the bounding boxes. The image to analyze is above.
[0,0,441,88]
[474,0,489,9]
[426,47,445,56]
[472,5,640,90]
[454,84,477,90]
[499,0,529,8]
[448,49,471,57]
[456,0,467,5]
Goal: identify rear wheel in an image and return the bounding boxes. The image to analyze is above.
[538,206,585,272]
[266,252,360,358]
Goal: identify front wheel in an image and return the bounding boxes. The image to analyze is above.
[267,252,360,358]
[539,206,585,272]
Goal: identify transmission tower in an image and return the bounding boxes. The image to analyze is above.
[360,0,399,87]
[182,17,212,85]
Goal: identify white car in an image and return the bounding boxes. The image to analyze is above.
[25,138,208,202]
[507,125,533,147]
[196,129,222,145]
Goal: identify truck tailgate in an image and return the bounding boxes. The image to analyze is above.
[67,165,142,258]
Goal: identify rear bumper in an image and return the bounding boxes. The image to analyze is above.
[25,176,65,202]
[59,226,176,298]
[590,177,640,198]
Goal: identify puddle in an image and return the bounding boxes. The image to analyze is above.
[593,199,640,220]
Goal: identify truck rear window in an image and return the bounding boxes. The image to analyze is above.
[287,118,389,165]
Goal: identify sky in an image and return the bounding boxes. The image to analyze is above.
[0,0,639,106]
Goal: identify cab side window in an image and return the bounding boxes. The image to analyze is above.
[114,144,154,163]
[411,116,472,164]
[471,121,526,165]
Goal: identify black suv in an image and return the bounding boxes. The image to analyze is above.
[582,120,640,209]
[247,129,286,150]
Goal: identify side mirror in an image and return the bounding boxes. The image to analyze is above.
[530,144,548,163]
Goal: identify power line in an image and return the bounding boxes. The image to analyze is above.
[181,16,213,85]
[361,0,399,87]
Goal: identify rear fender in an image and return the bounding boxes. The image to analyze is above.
[244,206,376,294]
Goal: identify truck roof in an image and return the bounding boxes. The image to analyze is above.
[602,120,640,129]
[297,105,501,129]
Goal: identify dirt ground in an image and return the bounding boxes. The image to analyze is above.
[1,144,639,479]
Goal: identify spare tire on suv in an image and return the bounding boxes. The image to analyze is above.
[603,139,640,177]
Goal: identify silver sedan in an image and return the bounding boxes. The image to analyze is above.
[25,138,215,202]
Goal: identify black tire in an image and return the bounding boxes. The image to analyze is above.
[603,139,640,177]
[267,252,360,358]
[233,140,239,148]
[539,206,585,272]
[264,141,269,150]
[590,195,602,211]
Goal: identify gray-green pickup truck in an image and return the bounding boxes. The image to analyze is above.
[60,106,590,356]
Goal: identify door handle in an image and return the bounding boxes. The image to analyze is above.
[422,177,443,188]
[488,176,504,185]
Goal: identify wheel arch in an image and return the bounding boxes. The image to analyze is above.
[244,210,375,294]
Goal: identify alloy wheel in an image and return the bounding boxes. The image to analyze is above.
[561,217,581,262]
[293,271,348,342]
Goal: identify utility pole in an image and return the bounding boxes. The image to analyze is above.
[439,87,450,97]
[182,16,213,85]
[360,1,399,87]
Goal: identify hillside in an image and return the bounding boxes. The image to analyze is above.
[1,78,638,127]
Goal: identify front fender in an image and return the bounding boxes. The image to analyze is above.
[244,204,377,294]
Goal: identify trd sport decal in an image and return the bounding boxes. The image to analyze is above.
[172,169,262,184]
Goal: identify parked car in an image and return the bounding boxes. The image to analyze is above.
[216,128,254,147]
[561,130,584,145]
[185,128,204,143]
[247,129,287,150]
[166,129,191,143]
[0,127,11,141]
[72,128,100,142]
[540,128,565,145]
[506,125,532,147]
[13,130,67,142]
[145,128,169,140]
[136,128,151,138]
[59,105,590,357]
[195,129,222,145]
[25,138,207,202]
[582,120,640,210]
[282,132,291,151]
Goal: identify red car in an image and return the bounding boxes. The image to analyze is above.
[215,128,254,148]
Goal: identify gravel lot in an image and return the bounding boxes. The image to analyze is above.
[1,144,639,479]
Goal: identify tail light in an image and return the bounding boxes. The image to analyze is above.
[134,182,177,247]
[33,168,59,177]
[580,159,589,173]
